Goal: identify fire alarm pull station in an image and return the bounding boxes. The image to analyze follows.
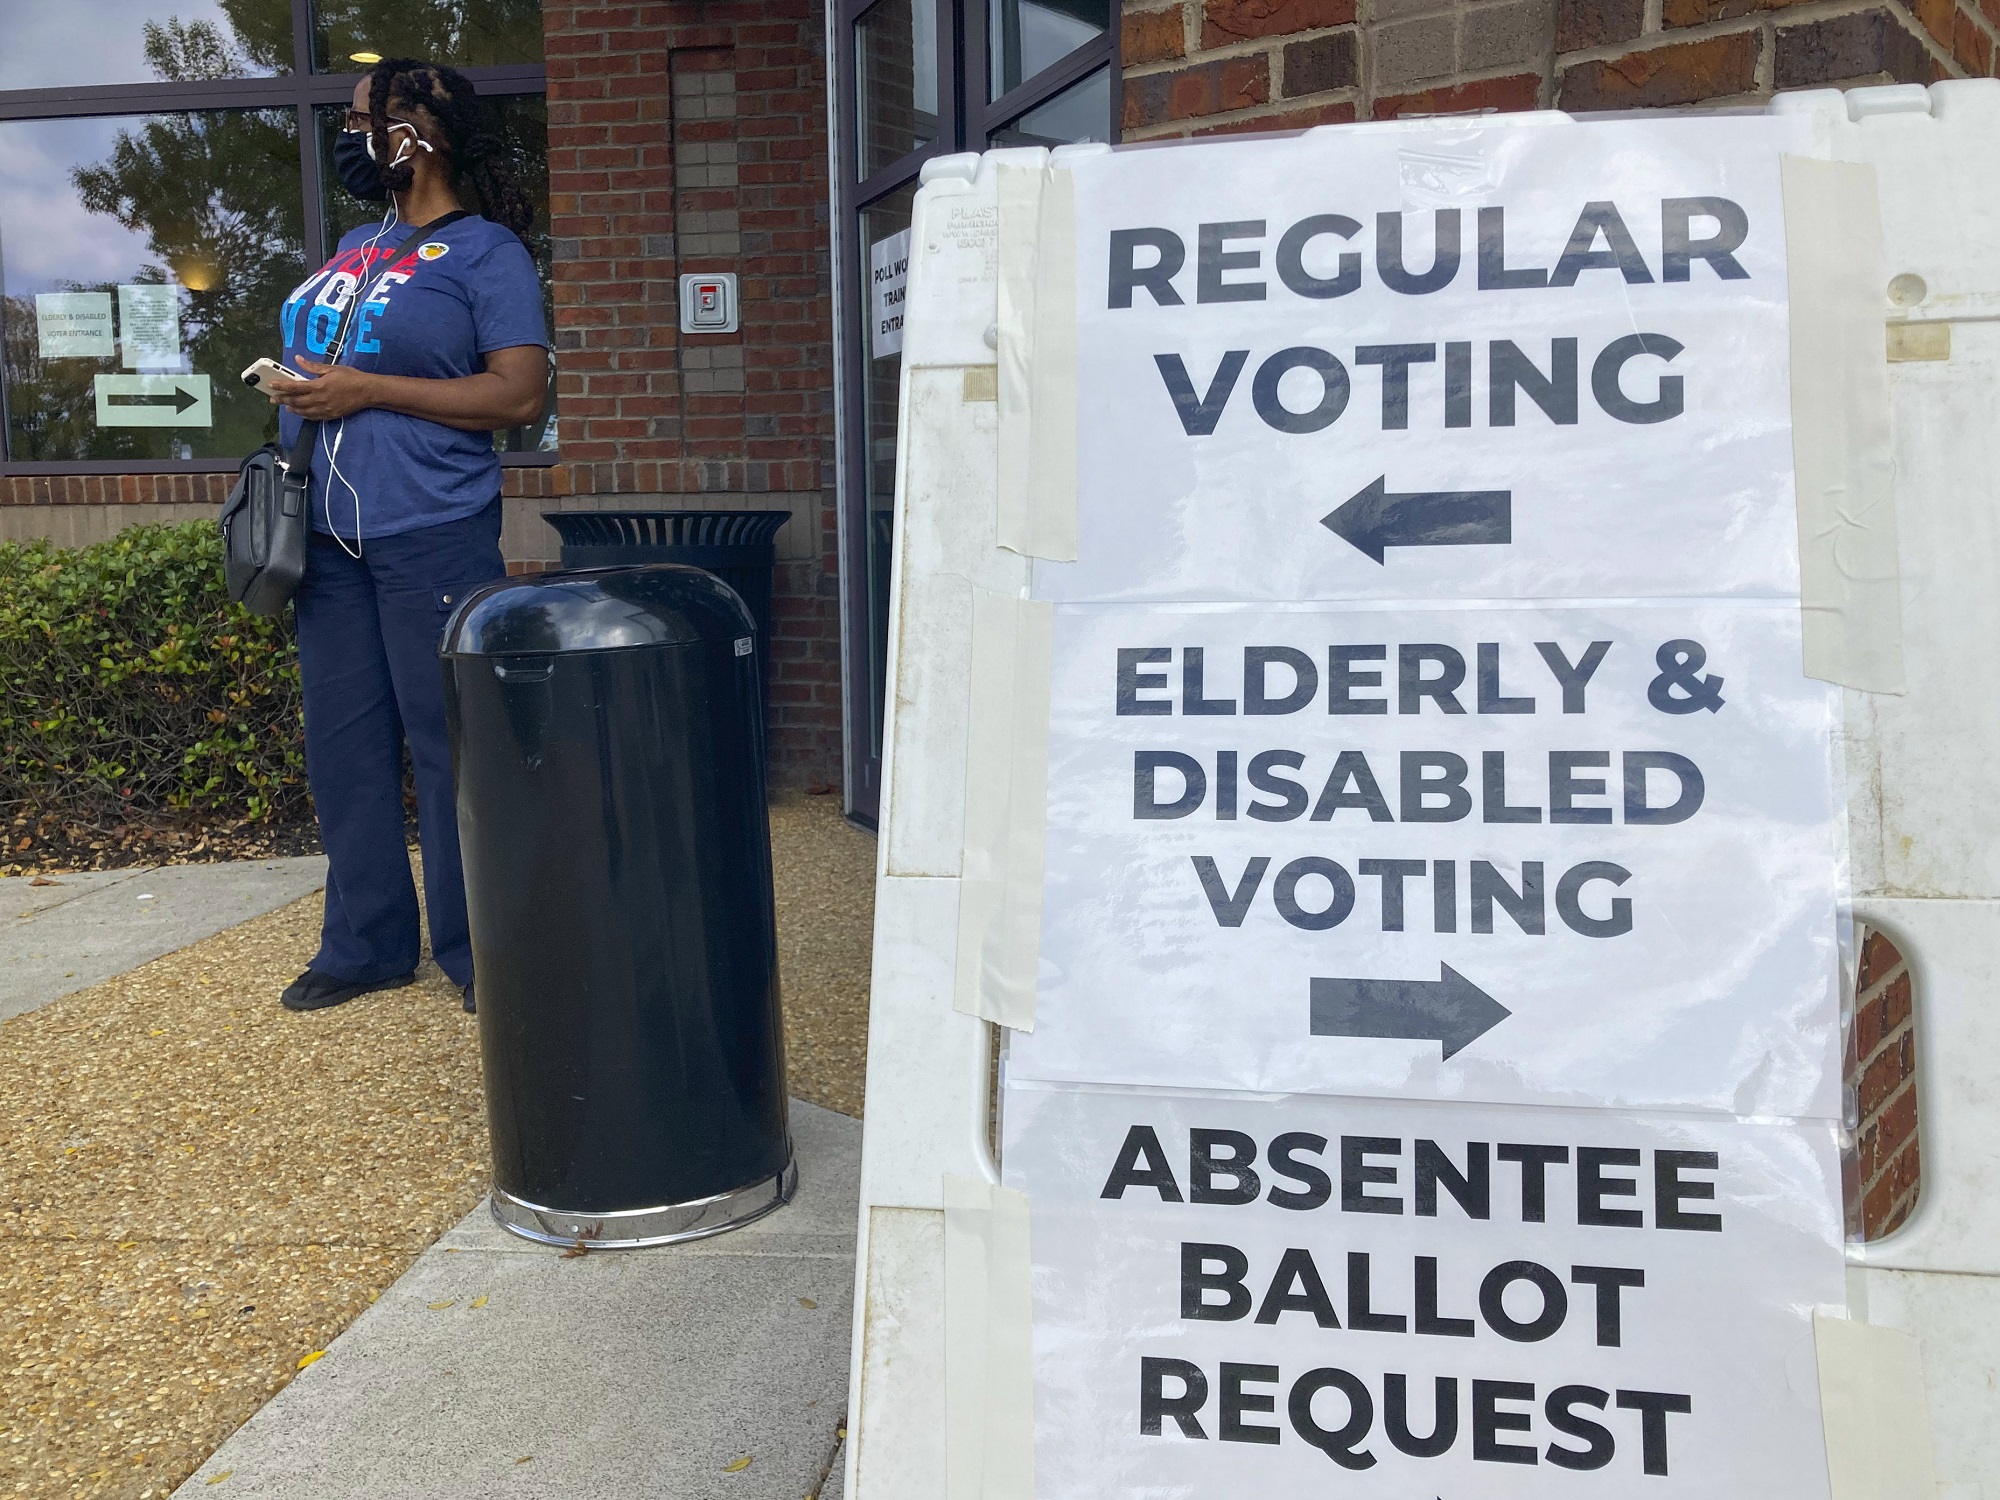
[677,272,738,334]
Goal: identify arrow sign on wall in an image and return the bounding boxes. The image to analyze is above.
[1309,965,1511,1059]
[1321,477,1512,563]
[93,374,212,429]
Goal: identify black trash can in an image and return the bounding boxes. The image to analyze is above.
[441,564,793,1248]
[540,510,791,702]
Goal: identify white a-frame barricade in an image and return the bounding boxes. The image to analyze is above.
[843,81,2000,1499]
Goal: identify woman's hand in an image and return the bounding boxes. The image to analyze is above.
[260,346,548,433]
[263,356,381,420]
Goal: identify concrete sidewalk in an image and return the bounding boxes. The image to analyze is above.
[0,856,328,1023]
[171,1100,860,1500]
[0,826,870,1500]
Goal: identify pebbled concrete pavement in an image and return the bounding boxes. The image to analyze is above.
[0,857,328,1023]
[171,1100,861,1500]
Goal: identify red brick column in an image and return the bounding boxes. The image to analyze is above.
[542,1,841,784]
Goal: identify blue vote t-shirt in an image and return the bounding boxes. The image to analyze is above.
[277,214,547,538]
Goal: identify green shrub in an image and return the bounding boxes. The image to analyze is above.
[0,521,306,829]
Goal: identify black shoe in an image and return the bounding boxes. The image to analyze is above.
[280,968,416,1012]
[461,981,476,1015]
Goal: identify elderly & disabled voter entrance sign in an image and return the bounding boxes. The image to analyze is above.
[990,112,1848,1497]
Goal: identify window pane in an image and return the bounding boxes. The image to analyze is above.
[854,0,938,180]
[857,185,916,754]
[0,0,293,90]
[990,0,1107,102]
[989,66,1110,148]
[315,92,555,451]
[0,110,305,463]
[312,0,547,71]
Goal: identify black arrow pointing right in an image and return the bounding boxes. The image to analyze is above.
[1309,965,1511,1059]
[105,385,200,415]
[1321,476,1512,564]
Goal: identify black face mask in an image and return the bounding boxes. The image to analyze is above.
[333,130,387,201]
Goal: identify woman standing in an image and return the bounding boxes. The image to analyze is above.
[264,59,549,1015]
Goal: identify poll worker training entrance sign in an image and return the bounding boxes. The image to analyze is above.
[991,113,1849,1498]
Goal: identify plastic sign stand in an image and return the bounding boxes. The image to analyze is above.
[1792,79,2000,1495]
[842,82,2000,1499]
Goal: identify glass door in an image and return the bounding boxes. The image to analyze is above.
[835,0,1116,825]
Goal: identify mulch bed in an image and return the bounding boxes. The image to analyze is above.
[0,814,323,879]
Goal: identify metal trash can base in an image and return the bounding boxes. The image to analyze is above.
[488,1157,798,1250]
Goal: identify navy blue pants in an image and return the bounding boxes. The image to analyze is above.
[293,502,504,988]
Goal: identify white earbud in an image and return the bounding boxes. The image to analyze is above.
[365,123,434,169]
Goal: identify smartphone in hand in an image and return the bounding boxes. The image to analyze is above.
[241,357,303,390]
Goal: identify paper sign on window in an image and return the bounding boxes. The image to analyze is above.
[118,284,182,367]
[870,228,911,359]
[35,292,115,359]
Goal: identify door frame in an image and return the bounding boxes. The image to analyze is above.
[831,0,1118,826]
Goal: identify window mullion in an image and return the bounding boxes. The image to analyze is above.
[292,0,317,77]
[983,32,1114,136]
[299,102,326,266]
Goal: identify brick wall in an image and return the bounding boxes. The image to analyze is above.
[540,1,840,784]
[1845,928,1921,1239]
[1121,0,1993,135]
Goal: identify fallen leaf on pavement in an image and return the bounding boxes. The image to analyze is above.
[470,1295,489,1309]
[724,1456,753,1472]
[297,1351,325,1370]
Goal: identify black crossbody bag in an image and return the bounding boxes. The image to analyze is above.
[220,212,468,615]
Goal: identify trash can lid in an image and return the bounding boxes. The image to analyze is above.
[442,564,756,657]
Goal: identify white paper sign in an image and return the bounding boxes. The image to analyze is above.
[93,373,211,428]
[1006,1082,1845,1499]
[1038,114,1815,605]
[34,292,114,358]
[118,283,182,367]
[978,115,1849,1500]
[1012,601,1843,1117]
[870,227,911,359]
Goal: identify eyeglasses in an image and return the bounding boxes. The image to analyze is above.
[341,109,420,133]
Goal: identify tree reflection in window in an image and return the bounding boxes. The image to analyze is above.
[311,0,546,69]
[0,101,302,463]
[0,6,553,463]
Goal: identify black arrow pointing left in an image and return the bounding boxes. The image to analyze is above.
[106,386,200,415]
[1321,476,1511,564]
[1309,965,1510,1059]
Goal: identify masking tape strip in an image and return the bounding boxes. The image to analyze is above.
[1812,1312,1936,1499]
[1026,168,1078,559]
[1781,156,1905,694]
[944,1175,1035,1500]
[996,162,1080,562]
[953,589,1054,1031]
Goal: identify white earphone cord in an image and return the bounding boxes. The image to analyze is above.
[319,124,430,559]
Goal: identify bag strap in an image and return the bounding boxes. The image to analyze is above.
[284,209,475,475]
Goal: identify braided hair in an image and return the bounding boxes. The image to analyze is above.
[365,58,536,237]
